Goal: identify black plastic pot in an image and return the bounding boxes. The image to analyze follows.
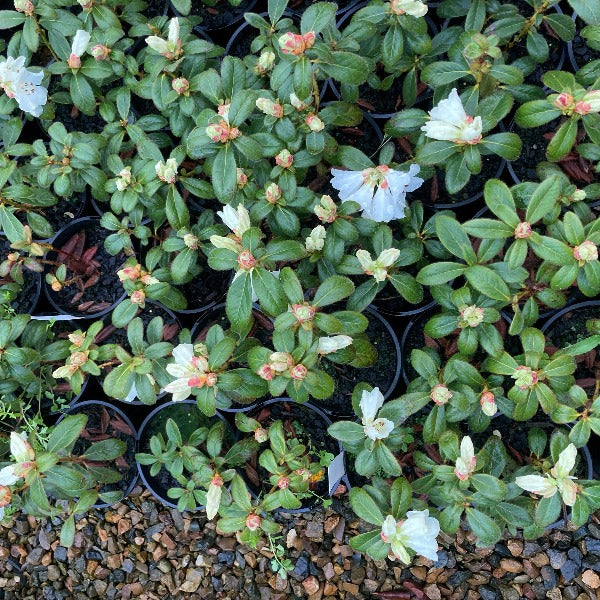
[43,217,127,320]
[566,13,600,73]
[136,400,234,509]
[58,399,139,509]
[541,300,600,339]
[244,398,344,514]
[98,300,182,406]
[319,306,402,418]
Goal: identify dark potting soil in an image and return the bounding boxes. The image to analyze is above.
[51,102,106,135]
[331,121,383,163]
[138,404,233,505]
[18,195,86,239]
[225,23,255,58]
[189,0,256,31]
[508,118,562,183]
[544,305,600,383]
[0,236,40,314]
[176,263,231,312]
[408,153,504,207]
[320,311,399,417]
[370,271,431,316]
[248,401,338,504]
[46,222,126,315]
[68,403,138,504]
[144,0,168,18]
[570,18,600,69]
[355,77,412,117]
[505,32,565,87]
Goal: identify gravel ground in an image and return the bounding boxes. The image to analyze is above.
[1,487,600,599]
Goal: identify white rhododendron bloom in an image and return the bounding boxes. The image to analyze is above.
[356,248,400,282]
[360,387,394,441]
[68,30,91,68]
[389,0,428,17]
[515,443,579,506]
[145,17,182,59]
[164,344,217,401]
[0,56,47,117]
[317,335,353,354]
[0,432,35,486]
[421,88,482,144]
[205,475,223,520]
[330,164,423,222]
[380,511,440,563]
[217,203,251,238]
[454,436,476,481]
[155,158,178,184]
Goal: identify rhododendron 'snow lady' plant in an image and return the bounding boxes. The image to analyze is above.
[454,436,476,481]
[164,344,217,401]
[421,88,482,144]
[380,510,440,563]
[330,164,423,222]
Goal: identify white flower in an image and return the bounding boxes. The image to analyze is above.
[155,158,178,184]
[0,56,47,117]
[217,203,251,238]
[317,335,353,354]
[164,344,216,401]
[330,164,422,222]
[305,225,326,252]
[71,30,91,57]
[145,17,182,59]
[454,436,476,481]
[0,432,35,486]
[360,387,394,441]
[232,269,280,302]
[380,510,440,563]
[115,166,132,191]
[515,443,579,506]
[421,88,482,144]
[390,0,428,17]
[356,248,400,282]
[205,479,222,520]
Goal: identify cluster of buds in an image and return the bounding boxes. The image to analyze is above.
[553,90,600,116]
[237,250,256,271]
[458,305,484,328]
[90,45,111,61]
[430,383,452,406]
[245,513,262,531]
[254,427,268,443]
[67,30,90,70]
[314,195,337,223]
[172,77,189,96]
[155,158,178,184]
[573,240,598,263]
[291,303,315,324]
[256,97,284,118]
[257,352,307,381]
[278,31,316,56]
[512,365,539,390]
[254,50,275,75]
[130,290,146,306]
[14,0,34,15]
[117,263,158,286]
[206,119,242,143]
[182,232,199,250]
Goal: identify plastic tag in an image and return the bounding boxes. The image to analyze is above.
[327,451,346,496]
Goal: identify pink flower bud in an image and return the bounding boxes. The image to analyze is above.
[205,372,218,387]
[514,221,532,239]
[90,44,110,60]
[305,113,324,132]
[265,183,282,204]
[290,364,308,380]
[553,92,574,111]
[211,474,224,487]
[236,168,248,188]
[67,53,81,69]
[573,240,598,262]
[278,31,315,56]
[246,513,262,531]
[131,290,146,306]
[237,250,256,270]
[277,476,290,489]
[254,428,268,443]
[172,77,189,95]
[430,384,452,406]
[257,364,275,381]
[292,303,315,322]
[275,149,293,169]
[574,101,591,115]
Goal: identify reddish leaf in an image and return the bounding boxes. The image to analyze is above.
[100,408,110,434]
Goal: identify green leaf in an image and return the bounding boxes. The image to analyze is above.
[421,62,469,85]
[47,415,87,454]
[390,478,412,519]
[252,268,287,317]
[471,474,506,501]
[568,0,600,25]
[349,488,384,525]
[0,10,25,29]
[212,146,237,203]
[83,439,126,461]
[546,119,578,161]
[466,507,503,547]
[328,421,366,443]
[300,2,336,34]
[320,52,370,85]
[226,270,252,333]
[526,176,561,223]
[294,58,313,100]
[417,262,466,285]
[435,215,477,264]
[515,100,561,128]
[60,515,75,548]
[465,265,510,301]
[313,275,355,307]
[480,133,522,160]
[70,74,96,116]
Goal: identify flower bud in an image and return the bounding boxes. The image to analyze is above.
[265,183,282,204]
[211,474,224,487]
[554,92,574,111]
[67,54,82,69]
[69,351,88,367]
[183,233,199,250]
[115,167,132,191]
[118,265,141,281]
[292,303,315,322]
[51,278,62,292]
[574,101,591,115]
[573,240,598,262]
[257,364,275,381]
[480,391,497,417]
[573,189,586,201]
[254,427,268,443]
[314,195,337,222]
[245,513,262,531]
[131,290,146,306]
[255,50,275,74]
[14,0,34,15]
[290,364,308,380]
[289,93,308,111]
[237,250,256,270]
[275,149,293,169]
[512,366,538,390]
[430,384,452,405]
[514,221,532,239]
[68,332,85,347]
[277,476,290,489]
[205,372,218,387]
[305,113,324,132]
[256,98,284,118]
[278,31,315,56]
[172,77,190,95]
[90,44,110,60]
[236,168,248,188]
[270,352,294,372]
[0,485,11,508]
[155,158,178,184]
[217,103,230,120]
[459,305,484,328]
